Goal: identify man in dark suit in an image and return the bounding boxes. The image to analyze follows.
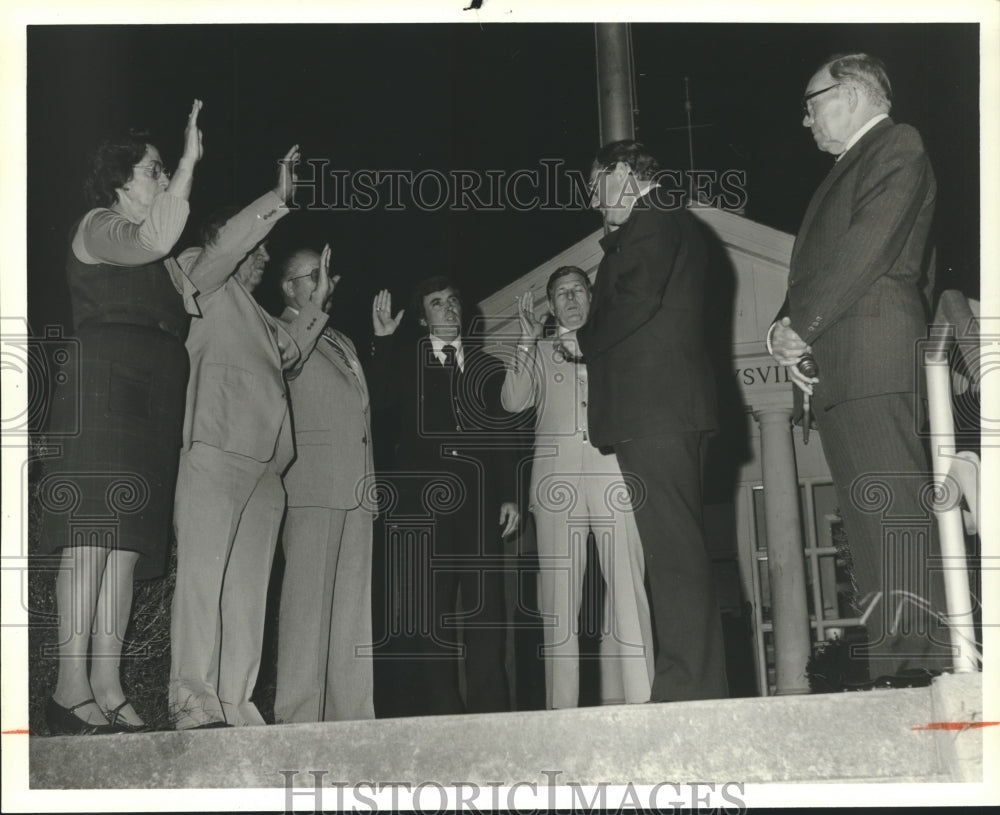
[768,53,950,679]
[576,140,728,702]
[274,245,376,722]
[366,276,519,716]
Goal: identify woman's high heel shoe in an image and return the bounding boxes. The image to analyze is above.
[103,700,150,733]
[45,697,114,735]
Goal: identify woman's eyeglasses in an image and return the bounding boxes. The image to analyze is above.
[134,160,171,180]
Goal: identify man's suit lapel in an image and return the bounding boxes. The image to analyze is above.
[332,331,369,404]
[595,216,635,303]
[318,327,370,408]
[790,118,894,277]
[280,303,371,412]
[598,219,628,256]
[239,278,283,359]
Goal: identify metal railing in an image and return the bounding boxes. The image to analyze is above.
[923,289,981,672]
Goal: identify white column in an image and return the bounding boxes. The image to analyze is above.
[754,406,812,695]
[924,350,980,673]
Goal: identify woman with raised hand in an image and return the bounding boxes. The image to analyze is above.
[38,100,204,734]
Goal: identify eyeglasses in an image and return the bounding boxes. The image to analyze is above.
[801,83,842,118]
[134,159,170,180]
[287,268,321,284]
[587,163,618,198]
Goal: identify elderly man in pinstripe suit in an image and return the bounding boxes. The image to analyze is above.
[768,53,953,681]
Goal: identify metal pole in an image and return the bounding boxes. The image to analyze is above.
[755,408,812,695]
[684,77,695,201]
[594,23,635,146]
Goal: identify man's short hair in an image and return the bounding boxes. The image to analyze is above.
[824,52,892,112]
[411,274,462,328]
[198,205,241,247]
[279,248,318,285]
[546,265,591,301]
[593,140,660,181]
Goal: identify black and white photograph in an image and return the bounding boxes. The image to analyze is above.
[2,1,997,811]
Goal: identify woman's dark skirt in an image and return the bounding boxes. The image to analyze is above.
[36,323,189,580]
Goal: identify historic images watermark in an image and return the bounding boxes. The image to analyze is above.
[1,320,80,441]
[288,159,748,213]
[280,770,747,813]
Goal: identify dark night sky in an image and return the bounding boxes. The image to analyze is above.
[26,23,980,347]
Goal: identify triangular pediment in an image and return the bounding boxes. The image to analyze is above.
[475,206,793,362]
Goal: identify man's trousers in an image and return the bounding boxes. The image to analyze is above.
[169,442,285,728]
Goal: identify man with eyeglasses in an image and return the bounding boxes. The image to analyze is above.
[577,139,728,703]
[767,53,951,683]
[168,146,333,729]
[271,245,376,723]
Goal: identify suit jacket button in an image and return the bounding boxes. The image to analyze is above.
[362,435,367,444]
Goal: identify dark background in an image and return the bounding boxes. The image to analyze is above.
[27,23,980,346]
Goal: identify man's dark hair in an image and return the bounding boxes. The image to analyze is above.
[410,274,463,329]
[198,205,241,247]
[546,265,591,302]
[824,52,892,112]
[83,130,151,209]
[593,139,660,181]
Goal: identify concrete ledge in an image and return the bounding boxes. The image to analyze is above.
[928,671,985,783]
[29,687,947,788]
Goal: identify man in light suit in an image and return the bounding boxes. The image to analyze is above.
[169,148,331,729]
[273,245,376,722]
[768,53,950,680]
[502,266,654,709]
[577,140,728,703]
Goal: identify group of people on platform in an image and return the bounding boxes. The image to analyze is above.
[37,51,956,735]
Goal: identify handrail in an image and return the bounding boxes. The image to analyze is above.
[928,289,981,377]
[923,289,981,673]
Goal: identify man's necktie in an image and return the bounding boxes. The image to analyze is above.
[442,343,458,370]
[554,338,585,365]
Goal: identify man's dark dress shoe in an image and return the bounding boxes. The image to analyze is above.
[843,668,943,691]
